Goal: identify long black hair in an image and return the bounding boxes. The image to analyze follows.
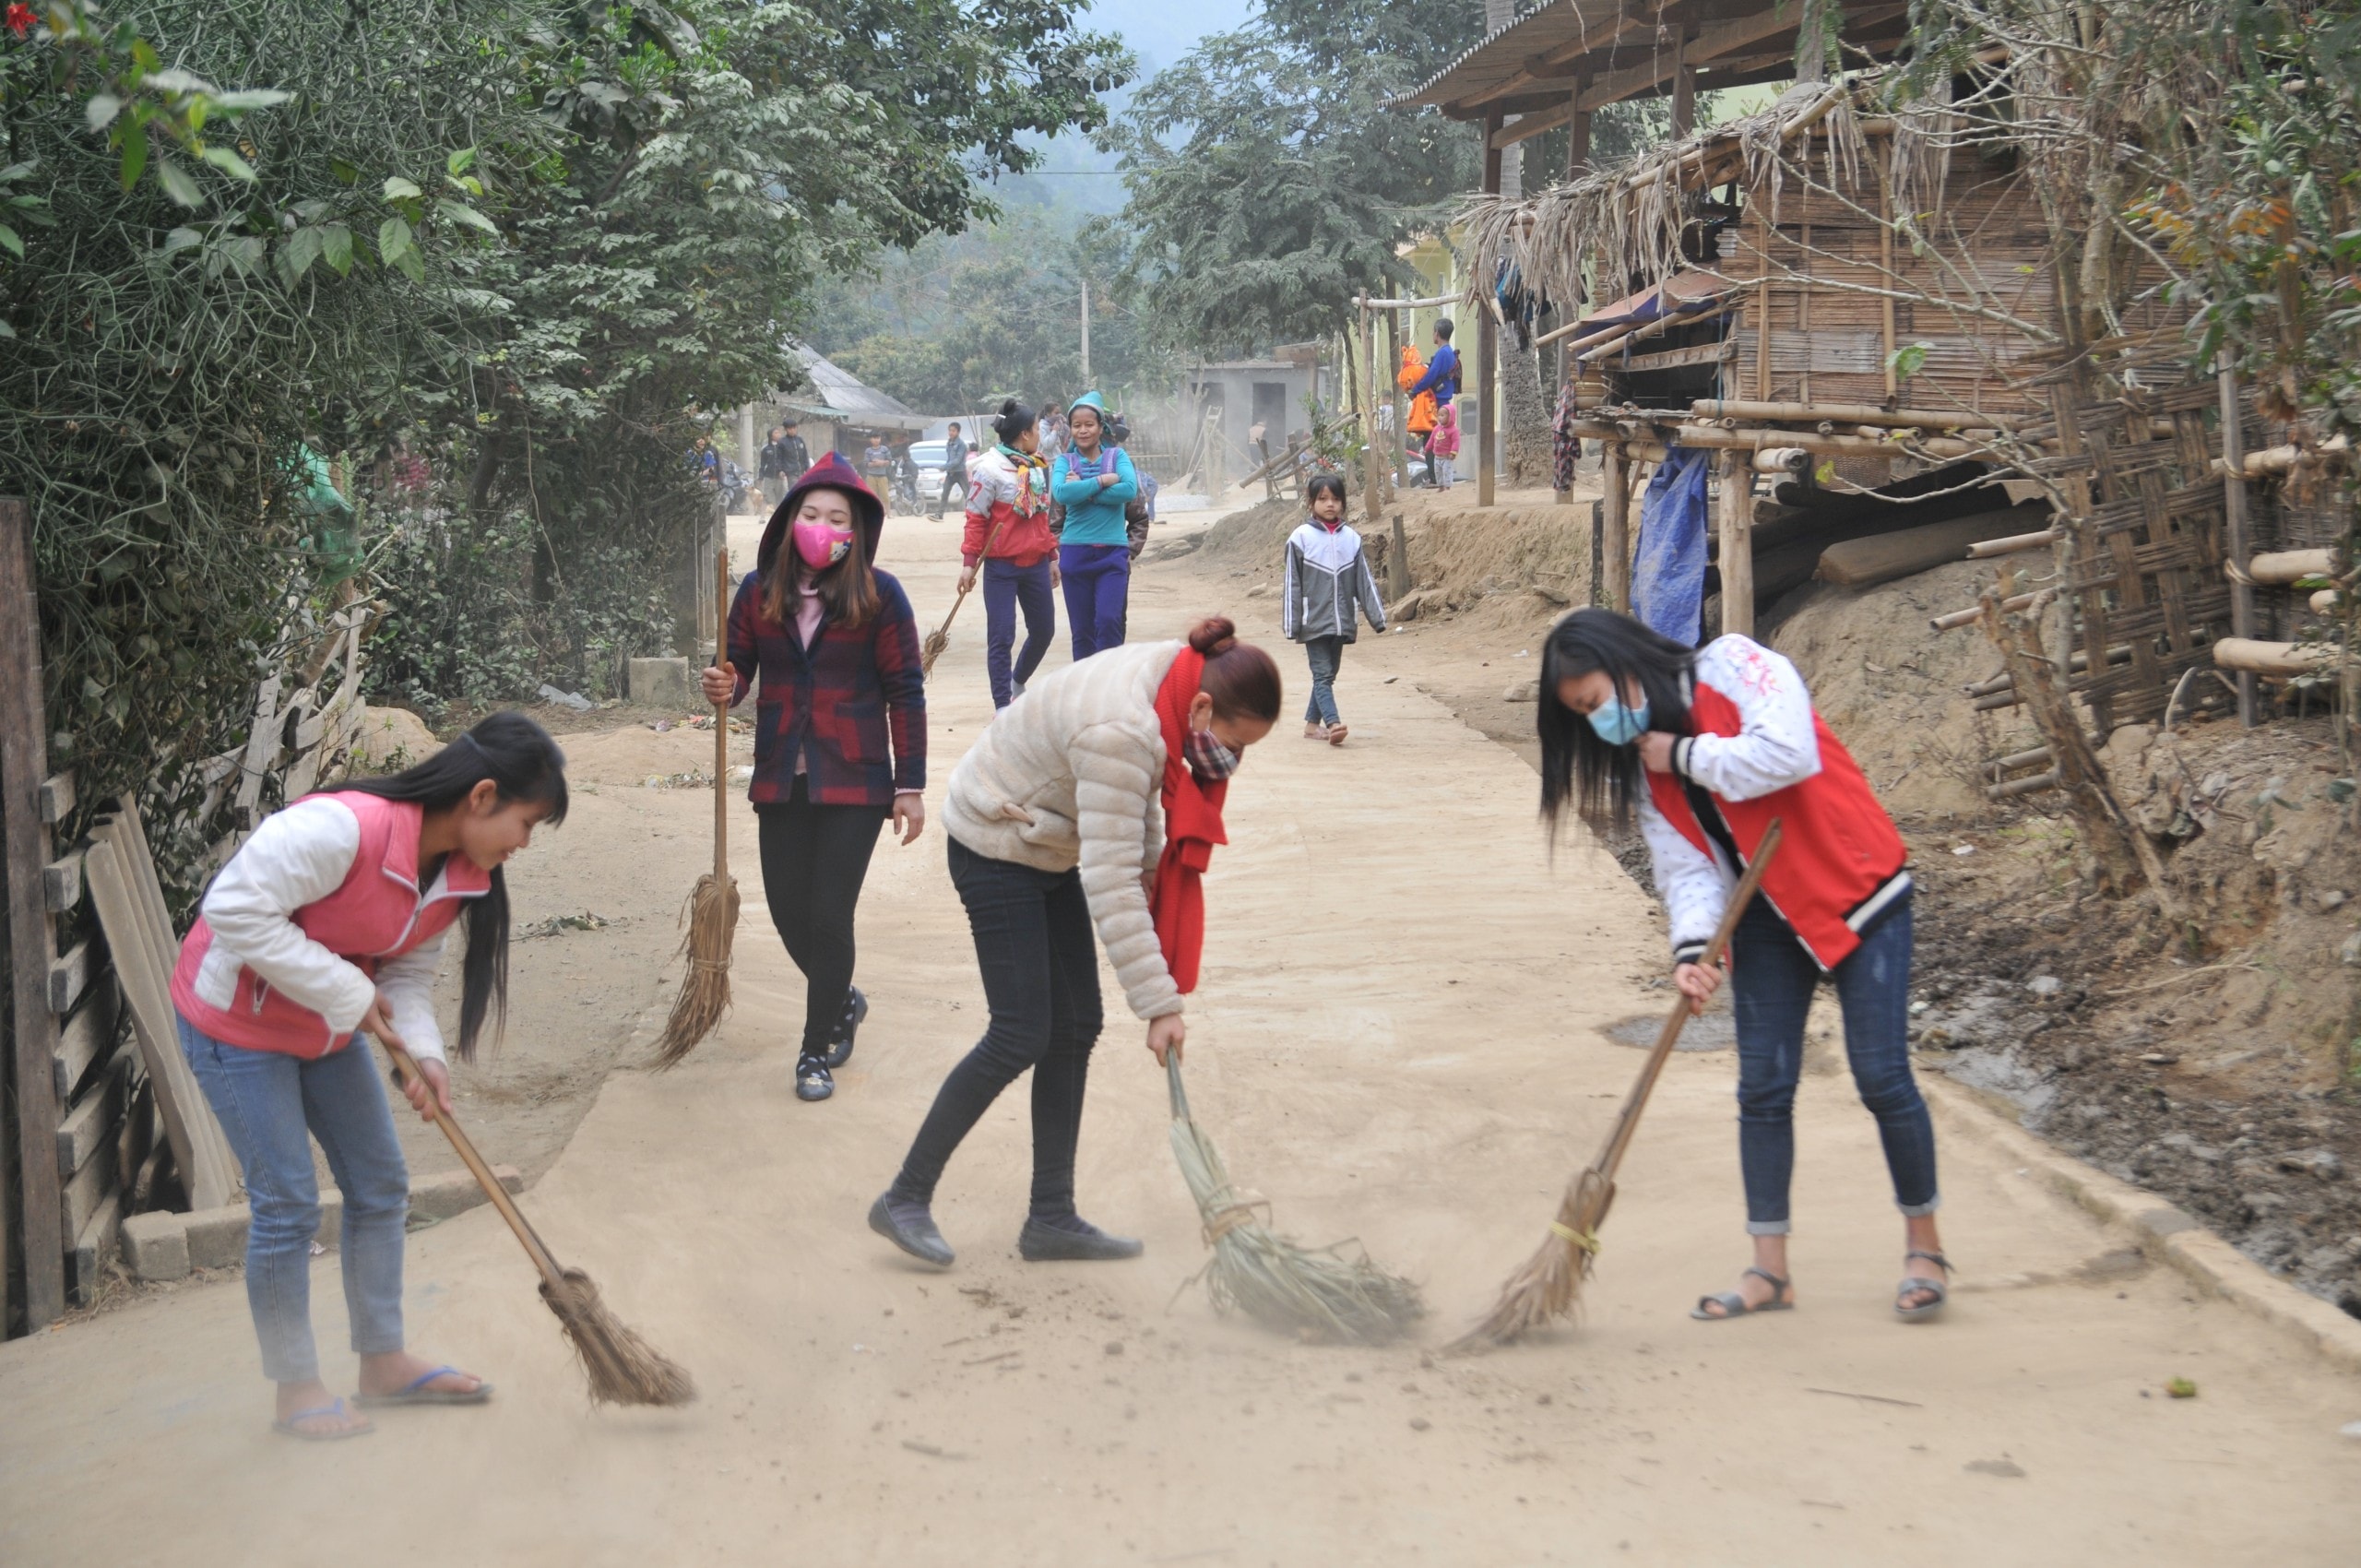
[991,398,1036,447]
[1303,472,1347,511]
[329,711,568,1061]
[1537,608,1694,838]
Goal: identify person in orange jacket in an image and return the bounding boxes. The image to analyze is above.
[1397,343,1439,485]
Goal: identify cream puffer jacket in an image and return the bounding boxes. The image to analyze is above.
[942,640,1183,1020]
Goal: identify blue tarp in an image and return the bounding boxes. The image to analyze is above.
[1632,445,1711,647]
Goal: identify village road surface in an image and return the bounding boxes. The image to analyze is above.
[2,506,2356,1566]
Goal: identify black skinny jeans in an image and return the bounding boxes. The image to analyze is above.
[756,777,884,1059]
[890,837,1105,1218]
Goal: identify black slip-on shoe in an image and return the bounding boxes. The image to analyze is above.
[1018,1216,1145,1263]
[820,987,868,1069]
[869,1194,955,1267]
[794,1054,834,1102]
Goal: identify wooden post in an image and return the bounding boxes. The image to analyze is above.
[1670,28,1696,138]
[1878,142,1898,398]
[1565,77,1592,181]
[1357,297,1384,528]
[2217,360,2259,727]
[1389,512,1413,601]
[1797,0,1829,83]
[1478,109,1502,510]
[1601,444,1631,611]
[1384,308,1407,493]
[1,496,65,1332]
[1716,450,1754,636]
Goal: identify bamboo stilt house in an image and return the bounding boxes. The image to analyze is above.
[1394,6,2326,770]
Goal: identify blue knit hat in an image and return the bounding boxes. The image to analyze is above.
[1068,390,1108,420]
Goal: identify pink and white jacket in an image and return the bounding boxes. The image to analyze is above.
[1639,636,1910,972]
[171,792,487,1063]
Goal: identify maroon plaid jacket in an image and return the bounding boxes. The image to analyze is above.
[726,568,926,809]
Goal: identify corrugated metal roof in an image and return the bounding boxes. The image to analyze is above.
[1389,0,1633,114]
[783,342,931,431]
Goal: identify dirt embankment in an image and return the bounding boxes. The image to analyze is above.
[1186,490,2361,1320]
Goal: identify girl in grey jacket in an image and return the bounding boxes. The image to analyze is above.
[1281,474,1388,745]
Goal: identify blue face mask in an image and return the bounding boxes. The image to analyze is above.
[1586,695,1650,746]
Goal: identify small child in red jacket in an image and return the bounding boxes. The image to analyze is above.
[1430,400,1462,489]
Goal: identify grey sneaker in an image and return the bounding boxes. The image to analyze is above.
[1018,1215,1144,1262]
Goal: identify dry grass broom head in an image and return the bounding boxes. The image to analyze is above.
[540,1266,696,1407]
[1449,1169,1613,1352]
[919,626,951,677]
[1167,1062,1424,1345]
[650,870,738,1069]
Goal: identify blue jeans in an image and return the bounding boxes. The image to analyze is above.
[984,557,1056,708]
[1728,892,1937,1236]
[1302,636,1345,727]
[178,1016,410,1383]
[1059,542,1130,662]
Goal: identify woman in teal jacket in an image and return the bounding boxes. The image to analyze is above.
[1051,390,1139,661]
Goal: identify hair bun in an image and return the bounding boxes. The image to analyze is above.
[1187,616,1239,656]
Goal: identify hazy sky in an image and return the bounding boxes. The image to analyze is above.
[1086,0,1259,78]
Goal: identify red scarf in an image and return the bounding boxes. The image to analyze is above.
[1151,647,1228,993]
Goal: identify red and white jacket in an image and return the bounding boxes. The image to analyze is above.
[171,792,486,1063]
[1640,636,1910,972]
[962,446,1057,567]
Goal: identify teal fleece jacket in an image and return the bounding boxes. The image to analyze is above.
[1050,448,1138,547]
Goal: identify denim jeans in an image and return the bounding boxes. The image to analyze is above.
[1728,892,1937,1235]
[177,1016,410,1383]
[984,556,1056,708]
[1302,636,1345,727]
[1059,542,1130,663]
[890,838,1105,1217]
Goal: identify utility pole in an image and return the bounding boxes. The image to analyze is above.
[1079,276,1092,387]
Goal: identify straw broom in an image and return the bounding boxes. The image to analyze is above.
[652,546,740,1069]
[384,1041,694,1406]
[1453,820,1785,1351]
[919,511,1012,677]
[1166,1054,1425,1344]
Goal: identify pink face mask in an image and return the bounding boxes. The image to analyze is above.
[790,518,854,571]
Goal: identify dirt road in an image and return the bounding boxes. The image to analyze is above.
[3,506,2356,1565]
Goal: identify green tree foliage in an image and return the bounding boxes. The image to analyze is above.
[0,0,1122,895]
[803,208,1165,410]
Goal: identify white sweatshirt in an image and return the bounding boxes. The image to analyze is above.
[1636,636,1823,959]
[194,795,458,1063]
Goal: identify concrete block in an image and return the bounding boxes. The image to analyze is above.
[121,1210,189,1282]
[184,1204,249,1270]
[407,1165,523,1226]
[627,657,694,709]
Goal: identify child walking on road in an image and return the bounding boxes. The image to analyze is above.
[962,399,1059,708]
[170,712,569,1440]
[1050,390,1140,663]
[1282,474,1387,746]
[703,453,927,1104]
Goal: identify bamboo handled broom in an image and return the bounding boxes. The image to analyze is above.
[383,1042,694,1405]
[919,512,1012,677]
[1453,820,1785,1350]
[652,547,740,1068]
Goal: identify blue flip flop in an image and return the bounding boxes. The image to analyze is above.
[354,1366,493,1408]
[273,1396,374,1441]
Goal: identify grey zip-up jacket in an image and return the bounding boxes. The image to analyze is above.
[1281,520,1388,644]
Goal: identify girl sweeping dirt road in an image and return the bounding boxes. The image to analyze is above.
[703,455,927,1104]
[871,617,1281,1268]
[1539,608,1947,1324]
[168,713,570,1439]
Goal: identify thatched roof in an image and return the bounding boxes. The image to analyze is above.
[1458,73,1958,316]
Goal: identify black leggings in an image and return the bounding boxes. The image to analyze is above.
[890,837,1105,1218]
[756,778,884,1058]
